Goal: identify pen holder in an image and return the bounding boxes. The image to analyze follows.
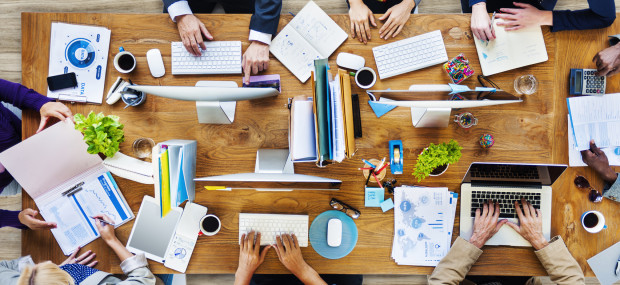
[362,159,387,184]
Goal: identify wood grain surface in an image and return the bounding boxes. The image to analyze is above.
[20,12,619,276]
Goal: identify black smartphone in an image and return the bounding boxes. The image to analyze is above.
[47,72,77,91]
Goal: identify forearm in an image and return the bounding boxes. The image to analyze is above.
[428,237,482,285]
[294,265,327,285]
[535,236,585,285]
[0,79,51,111]
[106,238,134,262]
[234,269,253,285]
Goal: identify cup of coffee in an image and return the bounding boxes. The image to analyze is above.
[355,67,376,89]
[581,210,606,233]
[113,47,136,73]
[199,214,221,236]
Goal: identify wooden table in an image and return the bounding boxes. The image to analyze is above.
[21,12,620,276]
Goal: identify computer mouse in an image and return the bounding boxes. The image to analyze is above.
[146,49,165,78]
[337,52,365,71]
[327,218,342,247]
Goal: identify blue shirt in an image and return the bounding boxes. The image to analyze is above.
[467,0,616,32]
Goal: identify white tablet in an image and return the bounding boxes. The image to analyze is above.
[126,196,182,263]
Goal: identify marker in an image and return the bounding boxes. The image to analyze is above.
[372,172,383,190]
[362,159,376,168]
[204,186,232,191]
[91,217,115,227]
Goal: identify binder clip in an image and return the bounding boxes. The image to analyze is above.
[389,140,403,175]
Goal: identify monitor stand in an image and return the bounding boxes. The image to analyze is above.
[195,81,237,124]
[410,107,451,128]
[254,149,294,174]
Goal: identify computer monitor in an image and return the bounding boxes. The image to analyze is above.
[194,149,341,191]
[367,84,522,127]
[124,81,279,124]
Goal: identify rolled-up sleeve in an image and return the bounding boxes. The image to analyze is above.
[602,173,620,202]
[116,254,156,285]
[534,236,585,285]
[428,237,483,285]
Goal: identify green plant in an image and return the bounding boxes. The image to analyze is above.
[74,112,125,157]
[413,140,462,182]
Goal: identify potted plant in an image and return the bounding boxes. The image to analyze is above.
[413,140,462,182]
[74,112,125,158]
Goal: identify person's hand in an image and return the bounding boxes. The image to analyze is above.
[505,198,549,250]
[60,246,98,267]
[348,0,376,44]
[235,231,271,284]
[176,14,213,56]
[378,0,415,40]
[274,233,326,285]
[495,2,553,31]
[471,2,495,41]
[242,41,270,85]
[18,208,56,230]
[593,44,620,77]
[93,214,116,243]
[38,102,73,133]
[581,140,619,184]
[469,200,508,248]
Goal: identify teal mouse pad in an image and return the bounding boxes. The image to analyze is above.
[309,210,358,259]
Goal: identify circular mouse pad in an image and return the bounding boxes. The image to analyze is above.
[309,210,358,259]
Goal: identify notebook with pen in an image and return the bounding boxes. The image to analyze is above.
[152,140,197,217]
[0,121,134,255]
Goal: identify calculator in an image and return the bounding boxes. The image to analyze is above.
[569,68,606,95]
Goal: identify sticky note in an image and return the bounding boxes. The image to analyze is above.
[380,198,394,212]
[365,187,384,207]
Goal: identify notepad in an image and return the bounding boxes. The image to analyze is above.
[474,19,548,76]
[269,1,347,82]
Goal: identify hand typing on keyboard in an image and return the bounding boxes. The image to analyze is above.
[505,199,549,250]
[469,201,507,248]
[236,231,272,284]
[175,14,214,56]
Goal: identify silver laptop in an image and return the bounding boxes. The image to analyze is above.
[460,162,567,246]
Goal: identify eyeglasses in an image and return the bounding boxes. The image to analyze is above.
[330,198,361,219]
[476,75,500,100]
[574,176,603,203]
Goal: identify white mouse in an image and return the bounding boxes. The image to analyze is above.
[146,49,165,78]
[336,52,365,71]
[327,218,342,247]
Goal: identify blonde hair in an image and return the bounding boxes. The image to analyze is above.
[17,261,74,285]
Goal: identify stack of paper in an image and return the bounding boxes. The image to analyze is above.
[391,186,458,266]
[567,93,620,151]
[568,115,620,167]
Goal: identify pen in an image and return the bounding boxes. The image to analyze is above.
[375,157,386,172]
[615,255,620,276]
[62,182,85,196]
[490,12,496,33]
[375,163,388,175]
[362,159,376,168]
[372,172,383,190]
[365,168,374,186]
[91,217,115,227]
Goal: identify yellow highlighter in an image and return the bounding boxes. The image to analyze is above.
[204,186,231,191]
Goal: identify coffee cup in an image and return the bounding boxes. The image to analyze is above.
[113,47,136,73]
[199,214,221,236]
[581,210,606,233]
[355,67,376,89]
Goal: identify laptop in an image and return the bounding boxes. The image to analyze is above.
[460,162,567,246]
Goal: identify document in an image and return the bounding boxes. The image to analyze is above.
[103,152,154,184]
[568,115,620,166]
[48,22,111,103]
[474,19,548,76]
[330,74,345,162]
[567,93,620,151]
[290,98,318,162]
[391,186,456,266]
[270,1,347,82]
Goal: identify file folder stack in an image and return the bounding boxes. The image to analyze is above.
[308,59,357,166]
[153,140,197,216]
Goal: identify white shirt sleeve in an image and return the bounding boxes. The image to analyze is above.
[167,0,193,22]
[249,30,273,45]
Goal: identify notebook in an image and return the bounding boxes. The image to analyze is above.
[0,121,134,255]
[474,19,548,76]
[269,1,347,83]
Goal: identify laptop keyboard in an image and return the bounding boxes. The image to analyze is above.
[470,190,541,218]
[470,164,540,180]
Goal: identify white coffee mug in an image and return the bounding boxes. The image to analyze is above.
[355,67,377,89]
[199,214,221,236]
[113,47,136,73]
[581,210,606,233]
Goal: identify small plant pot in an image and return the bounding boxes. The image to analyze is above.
[429,164,449,176]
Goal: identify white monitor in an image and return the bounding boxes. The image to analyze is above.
[125,81,279,124]
[367,84,522,127]
[194,149,341,191]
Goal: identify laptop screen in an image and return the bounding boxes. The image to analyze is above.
[462,162,567,186]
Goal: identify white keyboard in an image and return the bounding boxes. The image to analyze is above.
[372,30,448,79]
[238,213,309,247]
[171,41,242,75]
